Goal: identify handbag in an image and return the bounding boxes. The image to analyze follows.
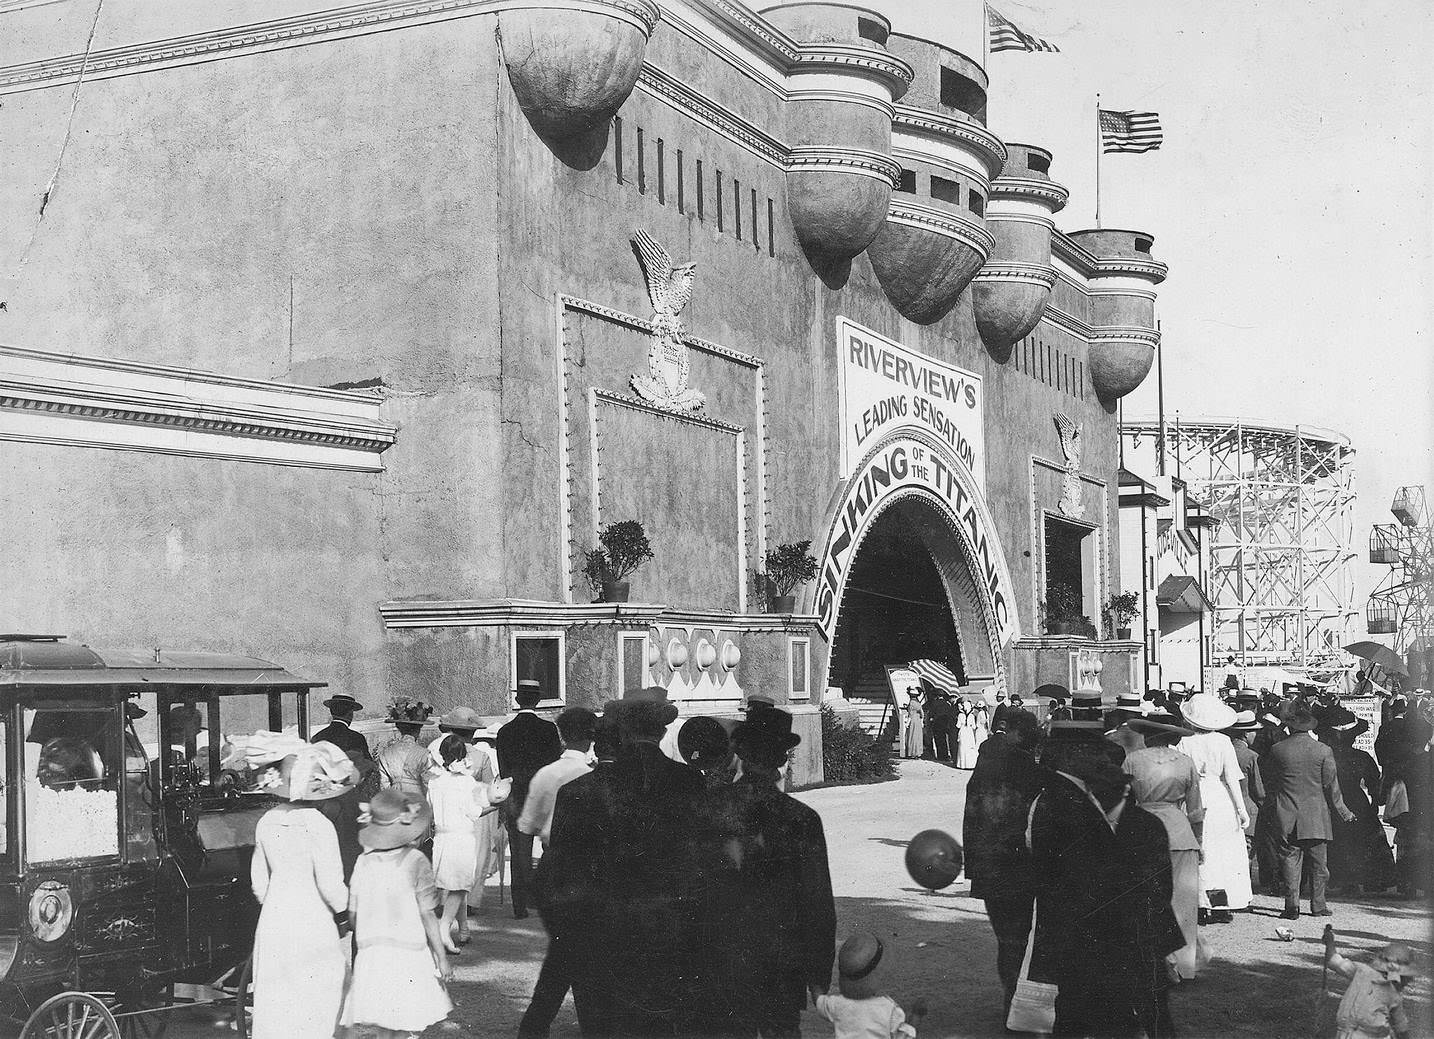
[1006,902,1057,1035]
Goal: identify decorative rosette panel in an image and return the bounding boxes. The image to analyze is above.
[499,0,660,141]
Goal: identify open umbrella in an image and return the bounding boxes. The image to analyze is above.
[1343,641,1409,677]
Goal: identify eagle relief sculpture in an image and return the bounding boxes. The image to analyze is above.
[1054,412,1084,519]
[630,229,706,413]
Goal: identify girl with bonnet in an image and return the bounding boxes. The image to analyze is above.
[341,787,454,1038]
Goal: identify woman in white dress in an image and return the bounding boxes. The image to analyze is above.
[955,700,978,769]
[1177,694,1253,916]
[973,701,990,753]
[427,734,508,951]
[239,735,358,1039]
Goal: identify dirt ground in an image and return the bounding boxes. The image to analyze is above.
[168,759,1431,1038]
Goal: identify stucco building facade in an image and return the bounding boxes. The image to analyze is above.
[1,0,1167,767]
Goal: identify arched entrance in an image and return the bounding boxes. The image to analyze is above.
[812,431,1019,695]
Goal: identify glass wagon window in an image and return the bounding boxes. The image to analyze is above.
[23,705,121,863]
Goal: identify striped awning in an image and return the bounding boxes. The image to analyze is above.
[908,658,962,694]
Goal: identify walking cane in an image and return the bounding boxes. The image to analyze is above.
[1314,924,1335,1037]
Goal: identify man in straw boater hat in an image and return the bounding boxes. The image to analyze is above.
[688,704,837,1038]
[535,686,704,1036]
[311,692,378,880]
[496,679,563,920]
[1026,717,1183,1038]
[1263,704,1357,920]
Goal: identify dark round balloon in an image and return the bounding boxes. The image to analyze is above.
[905,829,964,890]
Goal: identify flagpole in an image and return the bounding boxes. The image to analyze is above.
[1094,93,1102,228]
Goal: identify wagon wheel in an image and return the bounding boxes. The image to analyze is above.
[20,991,121,1039]
[230,955,252,1039]
[113,986,173,1039]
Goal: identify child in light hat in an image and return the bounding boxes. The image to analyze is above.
[816,932,928,1039]
[341,788,453,1039]
[1325,926,1415,1039]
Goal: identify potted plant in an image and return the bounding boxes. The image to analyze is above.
[1105,591,1140,640]
[760,540,819,613]
[582,520,654,603]
[1041,585,1091,637]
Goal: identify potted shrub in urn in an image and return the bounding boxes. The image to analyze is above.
[1041,585,1093,638]
[582,520,654,603]
[761,540,819,614]
[1105,591,1140,640]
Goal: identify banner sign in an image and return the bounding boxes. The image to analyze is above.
[838,318,985,486]
[885,667,921,708]
[815,436,1017,648]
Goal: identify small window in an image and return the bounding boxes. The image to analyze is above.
[1026,152,1051,175]
[968,190,984,217]
[896,168,917,194]
[1134,236,1153,254]
[789,638,811,699]
[857,16,887,44]
[619,632,652,695]
[1044,516,1095,633]
[930,175,961,205]
[512,632,566,708]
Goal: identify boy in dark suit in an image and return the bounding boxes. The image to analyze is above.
[497,679,563,919]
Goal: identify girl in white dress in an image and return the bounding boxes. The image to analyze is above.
[239,735,358,1039]
[973,702,991,752]
[343,788,453,1038]
[1177,694,1253,914]
[426,735,507,951]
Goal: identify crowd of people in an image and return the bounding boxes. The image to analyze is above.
[901,687,991,765]
[963,683,1433,1038]
[232,684,843,1039]
[219,672,1432,1039]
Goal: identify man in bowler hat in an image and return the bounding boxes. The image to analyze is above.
[689,705,837,1038]
[497,679,564,919]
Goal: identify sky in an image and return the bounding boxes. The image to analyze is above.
[866,0,1434,610]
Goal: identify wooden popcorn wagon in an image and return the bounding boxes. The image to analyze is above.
[0,634,326,1038]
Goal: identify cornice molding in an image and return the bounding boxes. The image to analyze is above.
[635,67,784,167]
[988,174,1070,210]
[378,597,816,631]
[559,294,766,368]
[0,343,396,470]
[973,262,1057,287]
[886,199,994,254]
[788,44,913,96]
[893,105,1006,181]
[1089,325,1161,348]
[786,145,901,185]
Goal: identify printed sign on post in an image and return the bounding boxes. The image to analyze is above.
[838,317,985,486]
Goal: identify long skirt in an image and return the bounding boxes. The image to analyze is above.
[1168,849,1207,979]
[1196,776,1253,910]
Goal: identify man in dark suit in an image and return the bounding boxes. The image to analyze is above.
[497,679,564,919]
[963,707,1046,1018]
[536,687,704,1036]
[1029,720,1182,1038]
[310,693,376,879]
[1263,706,1357,919]
[689,706,837,1038]
[310,692,373,762]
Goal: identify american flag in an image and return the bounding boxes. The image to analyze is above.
[986,4,1060,53]
[1099,109,1164,153]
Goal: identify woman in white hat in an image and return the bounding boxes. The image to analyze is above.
[234,734,359,1039]
[1176,694,1253,916]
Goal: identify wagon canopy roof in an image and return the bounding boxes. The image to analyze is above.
[0,635,325,690]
